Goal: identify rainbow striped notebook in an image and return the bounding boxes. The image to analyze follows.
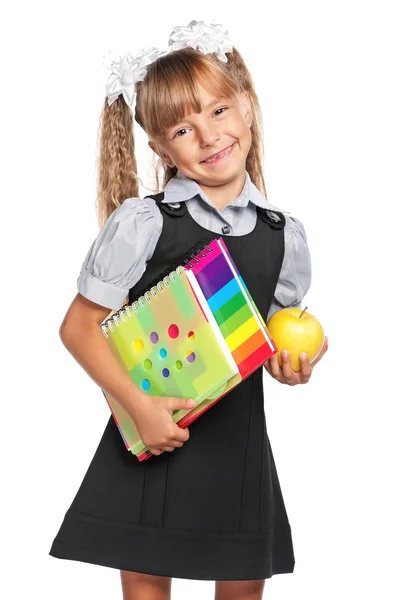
[173,238,277,431]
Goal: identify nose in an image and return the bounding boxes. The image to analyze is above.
[198,123,220,147]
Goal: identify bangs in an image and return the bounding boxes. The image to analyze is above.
[137,49,238,139]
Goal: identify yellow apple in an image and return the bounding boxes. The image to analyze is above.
[266,307,325,372]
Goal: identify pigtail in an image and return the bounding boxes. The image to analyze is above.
[95,96,143,311]
[95,96,141,230]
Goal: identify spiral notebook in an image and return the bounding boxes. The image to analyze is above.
[101,237,277,461]
[101,258,239,458]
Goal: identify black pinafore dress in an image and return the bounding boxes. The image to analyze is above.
[49,192,295,581]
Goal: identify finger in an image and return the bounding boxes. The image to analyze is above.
[298,352,311,373]
[317,337,328,357]
[151,448,164,456]
[171,441,184,448]
[168,435,185,447]
[169,431,189,446]
[172,426,190,443]
[162,445,176,452]
[282,353,301,385]
[298,353,312,383]
[281,350,296,383]
[264,363,277,379]
[310,337,329,367]
[269,353,282,378]
[263,361,271,375]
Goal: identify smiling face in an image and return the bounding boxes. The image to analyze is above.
[148,84,253,188]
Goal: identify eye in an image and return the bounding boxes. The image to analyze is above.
[174,128,188,138]
[172,107,227,138]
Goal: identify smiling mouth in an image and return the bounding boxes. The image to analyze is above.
[200,143,235,163]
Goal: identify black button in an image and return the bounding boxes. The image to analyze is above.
[258,208,285,229]
[265,210,281,223]
[159,202,187,217]
[222,225,231,234]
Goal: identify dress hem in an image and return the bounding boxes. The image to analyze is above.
[49,509,295,581]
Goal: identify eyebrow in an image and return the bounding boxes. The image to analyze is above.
[204,98,224,109]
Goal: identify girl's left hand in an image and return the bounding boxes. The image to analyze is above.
[263,336,329,385]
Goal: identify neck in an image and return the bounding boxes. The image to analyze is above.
[196,169,247,211]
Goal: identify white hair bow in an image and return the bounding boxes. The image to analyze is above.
[105,47,168,108]
[168,19,233,63]
[104,20,234,108]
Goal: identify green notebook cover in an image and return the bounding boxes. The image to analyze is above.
[101,267,238,456]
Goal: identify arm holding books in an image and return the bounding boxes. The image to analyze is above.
[59,293,192,455]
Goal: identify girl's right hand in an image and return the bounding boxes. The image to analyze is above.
[129,395,194,455]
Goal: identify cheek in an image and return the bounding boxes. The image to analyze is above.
[174,149,192,163]
[234,116,251,138]
[239,124,252,147]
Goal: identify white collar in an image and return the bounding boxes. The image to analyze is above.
[162,169,284,212]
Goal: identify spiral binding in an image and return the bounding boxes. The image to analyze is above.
[101,236,216,337]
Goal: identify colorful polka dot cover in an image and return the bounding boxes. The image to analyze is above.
[101,265,239,458]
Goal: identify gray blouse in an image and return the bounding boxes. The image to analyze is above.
[77,169,312,321]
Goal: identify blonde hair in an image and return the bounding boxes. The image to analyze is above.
[96,46,268,311]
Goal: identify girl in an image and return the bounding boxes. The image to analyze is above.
[49,20,328,600]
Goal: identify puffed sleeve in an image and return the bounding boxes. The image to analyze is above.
[266,214,312,321]
[77,197,163,310]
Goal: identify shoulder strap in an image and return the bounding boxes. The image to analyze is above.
[144,192,188,217]
[143,192,164,203]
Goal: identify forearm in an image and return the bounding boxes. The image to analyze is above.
[60,321,144,418]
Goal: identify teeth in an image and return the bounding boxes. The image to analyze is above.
[204,144,233,163]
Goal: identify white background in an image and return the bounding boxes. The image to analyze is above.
[2,1,397,598]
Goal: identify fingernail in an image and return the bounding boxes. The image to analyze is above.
[187,399,195,407]
[300,352,307,360]
[282,350,289,359]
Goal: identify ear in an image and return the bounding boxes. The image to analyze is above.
[239,90,253,128]
[148,140,175,168]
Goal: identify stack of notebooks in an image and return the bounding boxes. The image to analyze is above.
[100,237,278,461]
